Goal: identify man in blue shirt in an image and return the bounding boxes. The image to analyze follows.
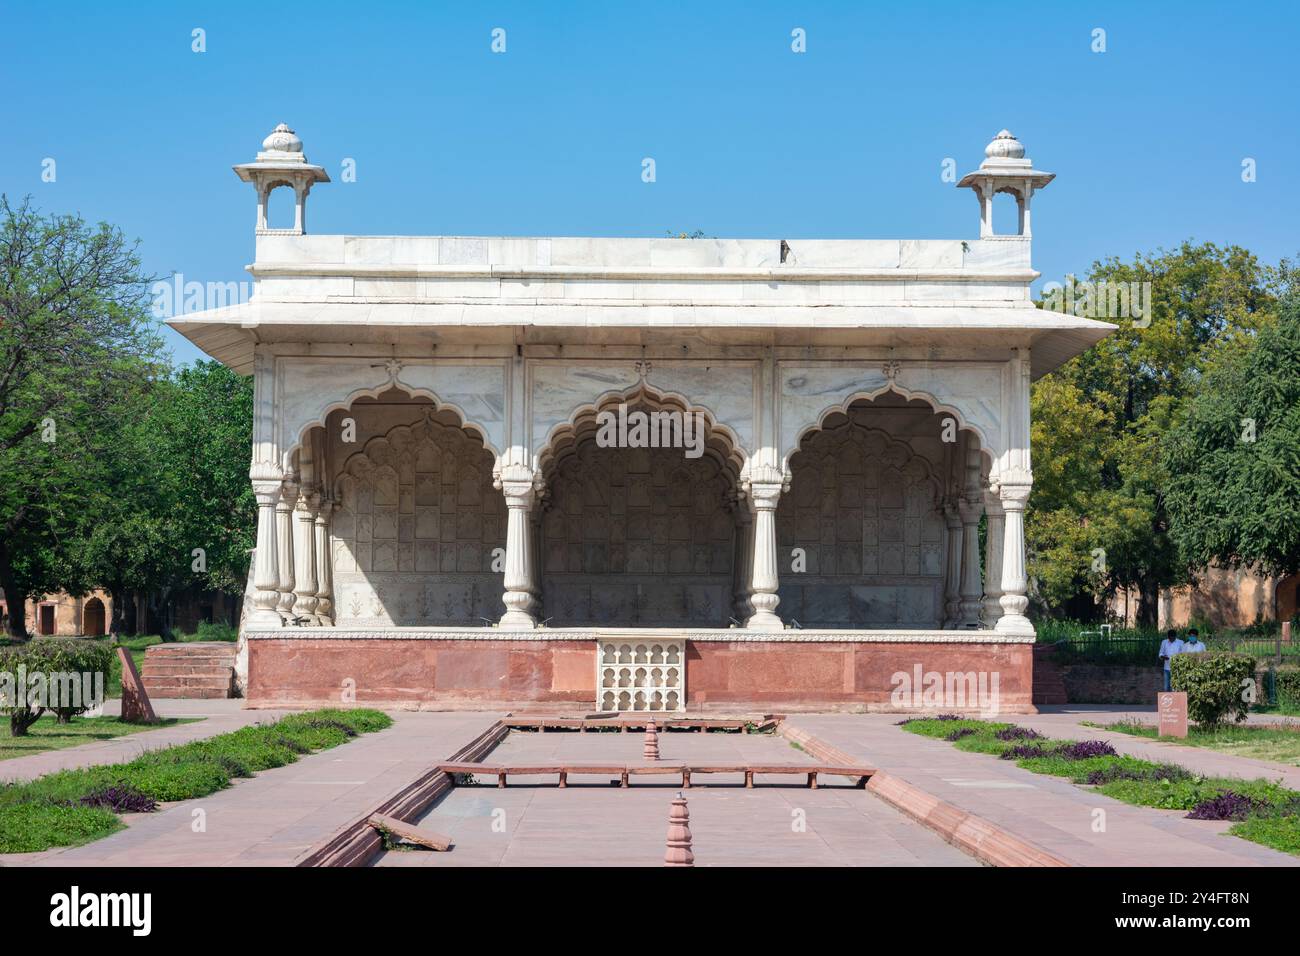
[1158,628,1185,691]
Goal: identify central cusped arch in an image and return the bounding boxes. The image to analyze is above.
[329,400,505,627]
[534,386,745,627]
[777,398,956,629]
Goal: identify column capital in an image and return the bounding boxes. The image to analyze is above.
[998,480,1032,510]
[252,480,282,505]
[741,464,788,510]
[495,464,543,507]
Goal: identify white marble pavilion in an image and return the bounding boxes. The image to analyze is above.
[169,125,1114,712]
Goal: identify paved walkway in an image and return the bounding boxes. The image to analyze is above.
[785,713,1300,867]
[377,730,976,867]
[0,711,501,867]
[0,699,289,784]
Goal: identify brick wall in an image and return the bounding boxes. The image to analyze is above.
[1059,663,1163,705]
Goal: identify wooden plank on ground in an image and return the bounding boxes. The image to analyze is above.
[367,814,452,851]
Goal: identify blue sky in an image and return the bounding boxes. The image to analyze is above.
[3,1,1296,365]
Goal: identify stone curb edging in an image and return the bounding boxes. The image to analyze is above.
[296,720,509,867]
[778,723,1070,868]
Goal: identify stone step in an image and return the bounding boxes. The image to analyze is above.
[141,673,232,691]
[140,642,238,699]
[142,661,235,677]
[138,684,231,700]
[146,642,236,658]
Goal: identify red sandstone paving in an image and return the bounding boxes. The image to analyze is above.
[375,730,977,867]
[0,699,291,784]
[0,711,502,867]
[785,713,1300,867]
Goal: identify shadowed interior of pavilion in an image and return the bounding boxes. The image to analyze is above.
[277,386,1005,635]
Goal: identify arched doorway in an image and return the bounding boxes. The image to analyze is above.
[82,597,106,636]
[778,393,991,629]
[537,388,744,627]
[325,393,505,627]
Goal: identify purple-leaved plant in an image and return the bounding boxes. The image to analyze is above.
[1187,791,1262,821]
[944,727,977,741]
[995,726,1044,741]
[1054,740,1118,760]
[78,786,159,813]
[999,744,1050,760]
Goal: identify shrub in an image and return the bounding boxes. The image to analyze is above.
[1275,669,1300,710]
[191,620,238,643]
[1055,740,1118,760]
[0,638,113,734]
[1000,744,1051,760]
[1084,762,1191,786]
[79,786,158,813]
[995,726,1044,741]
[1171,652,1257,727]
[1187,791,1263,821]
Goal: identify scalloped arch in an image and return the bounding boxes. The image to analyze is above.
[785,384,995,473]
[789,422,945,504]
[283,378,502,473]
[536,382,747,480]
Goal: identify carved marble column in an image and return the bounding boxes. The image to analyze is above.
[996,482,1034,634]
[496,465,540,628]
[293,489,320,624]
[957,497,984,627]
[957,444,985,627]
[731,495,754,623]
[744,473,786,631]
[982,490,1004,627]
[275,480,298,622]
[314,497,334,626]
[248,480,283,628]
[942,501,963,628]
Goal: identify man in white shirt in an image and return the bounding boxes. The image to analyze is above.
[1158,629,1185,691]
[1183,628,1207,654]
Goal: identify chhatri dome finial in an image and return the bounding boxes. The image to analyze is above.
[261,123,304,155]
[984,129,1026,161]
[233,123,329,236]
[957,128,1055,239]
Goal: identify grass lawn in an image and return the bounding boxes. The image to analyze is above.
[1095,719,1300,767]
[901,716,1300,857]
[0,708,392,853]
[0,715,200,761]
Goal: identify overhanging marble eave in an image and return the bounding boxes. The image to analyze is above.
[168,301,1113,379]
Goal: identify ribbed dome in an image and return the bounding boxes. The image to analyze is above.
[984,129,1026,160]
[261,123,303,153]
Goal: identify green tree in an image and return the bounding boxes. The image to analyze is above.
[77,362,255,639]
[1029,242,1277,624]
[0,196,163,638]
[1162,292,1300,579]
